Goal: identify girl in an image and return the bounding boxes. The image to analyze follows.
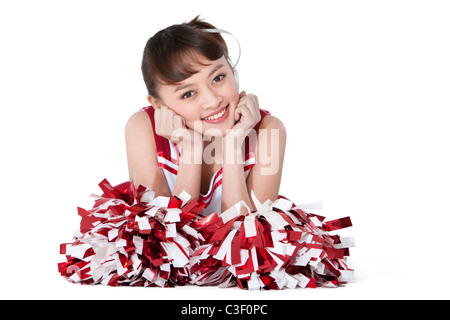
[59,17,353,289]
[125,16,286,216]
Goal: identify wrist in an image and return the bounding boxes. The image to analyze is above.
[222,138,244,166]
[179,136,203,165]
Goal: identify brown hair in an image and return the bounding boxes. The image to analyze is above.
[141,16,229,99]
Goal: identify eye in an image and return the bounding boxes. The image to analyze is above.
[213,74,226,83]
[181,91,195,99]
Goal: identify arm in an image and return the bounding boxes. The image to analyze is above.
[246,115,286,206]
[125,108,203,199]
[221,92,261,214]
[221,115,287,213]
[221,92,287,213]
[221,135,255,213]
[125,110,171,197]
[170,136,203,200]
[153,106,203,200]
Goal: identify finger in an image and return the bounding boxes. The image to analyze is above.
[237,94,248,109]
[235,94,251,122]
[239,91,247,99]
[234,106,241,122]
[239,105,252,121]
[242,94,257,113]
[154,109,161,135]
[162,106,176,129]
[249,95,260,117]
[173,115,185,129]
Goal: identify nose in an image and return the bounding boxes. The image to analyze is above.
[200,86,222,111]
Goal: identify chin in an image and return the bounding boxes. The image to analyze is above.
[202,125,232,138]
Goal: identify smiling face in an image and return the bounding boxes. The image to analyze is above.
[149,55,240,137]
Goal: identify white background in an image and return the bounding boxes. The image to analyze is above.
[1,0,449,300]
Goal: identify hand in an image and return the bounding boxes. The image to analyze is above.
[227,91,261,142]
[154,106,201,149]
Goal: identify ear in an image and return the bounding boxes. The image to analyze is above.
[147,95,162,109]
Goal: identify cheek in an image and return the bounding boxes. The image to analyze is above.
[183,110,203,131]
[224,81,240,107]
[164,101,197,121]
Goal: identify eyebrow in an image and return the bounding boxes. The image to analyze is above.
[173,63,225,93]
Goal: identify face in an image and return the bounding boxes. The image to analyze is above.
[149,55,240,137]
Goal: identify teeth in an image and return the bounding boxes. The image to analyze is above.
[204,108,226,120]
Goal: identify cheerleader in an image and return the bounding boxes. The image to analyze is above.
[59,16,353,289]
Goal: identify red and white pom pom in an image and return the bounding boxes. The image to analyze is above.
[58,179,205,287]
[59,181,354,290]
[188,194,354,290]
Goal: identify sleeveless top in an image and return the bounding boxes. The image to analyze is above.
[141,106,270,216]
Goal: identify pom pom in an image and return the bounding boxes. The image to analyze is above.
[58,179,205,287]
[188,196,354,290]
[59,180,354,290]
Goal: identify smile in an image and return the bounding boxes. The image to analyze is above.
[202,105,229,123]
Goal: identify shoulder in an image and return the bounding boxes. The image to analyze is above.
[126,109,152,131]
[258,114,287,137]
[254,114,287,154]
[125,109,155,142]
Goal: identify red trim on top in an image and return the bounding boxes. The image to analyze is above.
[244,164,255,171]
[157,151,180,166]
[199,168,223,204]
[142,106,173,158]
[158,163,178,176]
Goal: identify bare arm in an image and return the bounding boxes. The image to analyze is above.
[153,106,203,200]
[221,114,286,214]
[221,136,254,213]
[125,109,203,199]
[170,139,203,200]
[246,115,286,206]
[125,110,171,197]
[221,92,261,214]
